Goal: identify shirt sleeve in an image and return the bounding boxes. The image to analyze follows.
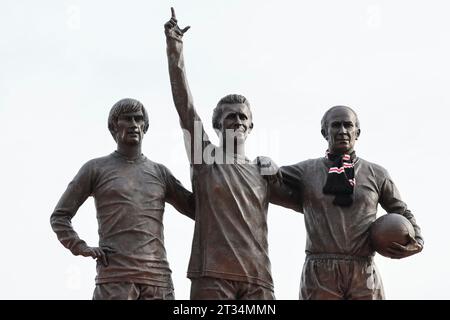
[265,160,304,213]
[162,165,195,220]
[379,173,424,245]
[50,161,94,255]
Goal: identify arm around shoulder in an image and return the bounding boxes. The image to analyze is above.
[259,158,304,213]
[162,164,195,220]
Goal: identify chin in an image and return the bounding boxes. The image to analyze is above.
[126,139,141,145]
[332,148,349,154]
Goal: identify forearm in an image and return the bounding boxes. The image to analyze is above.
[275,165,305,212]
[380,178,424,245]
[166,38,197,131]
[269,180,303,213]
[50,210,88,255]
[50,165,92,255]
[401,210,424,245]
[176,193,195,221]
[262,158,303,212]
[165,167,196,220]
[167,186,196,221]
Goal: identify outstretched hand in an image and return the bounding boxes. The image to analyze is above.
[164,7,190,41]
[77,245,116,267]
[386,234,423,259]
[257,156,282,183]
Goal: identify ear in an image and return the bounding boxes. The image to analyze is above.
[212,115,222,131]
[111,124,119,142]
[248,122,254,132]
[213,123,222,137]
[321,129,328,140]
[356,128,361,139]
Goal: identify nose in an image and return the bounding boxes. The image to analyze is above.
[234,119,245,131]
[337,124,347,134]
[130,117,138,127]
[235,115,244,125]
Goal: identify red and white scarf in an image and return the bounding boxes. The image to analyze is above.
[323,151,356,206]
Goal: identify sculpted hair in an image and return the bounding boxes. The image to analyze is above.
[321,105,360,133]
[108,98,149,140]
[212,94,252,130]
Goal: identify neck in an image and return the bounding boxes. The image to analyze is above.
[327,149,356,161]
[116,144,142,160]
[329,147,354,156]
[220,138,246,158]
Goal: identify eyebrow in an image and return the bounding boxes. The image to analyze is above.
[119,113,143,117]
[226,111,247,115]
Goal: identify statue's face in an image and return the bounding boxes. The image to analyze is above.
[114,110,145,146]
[323,107,360,155]
[218,103,253,144]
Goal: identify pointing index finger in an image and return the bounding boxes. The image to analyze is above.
[171,7,176,20]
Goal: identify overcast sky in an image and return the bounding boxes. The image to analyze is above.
[1,0,448,299]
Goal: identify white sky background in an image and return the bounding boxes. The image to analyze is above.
[0,0,448,299]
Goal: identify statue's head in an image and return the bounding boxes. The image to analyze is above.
[107,98,149,146]
[321,105,360,155]
[212,94,254,145]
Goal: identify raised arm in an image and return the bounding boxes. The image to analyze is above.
[165,8,210,165]
[165,8,193,129]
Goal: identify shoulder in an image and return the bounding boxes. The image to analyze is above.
[70,155,113,183]
[281,157,324,172]
[80,154,114,171]
[279,157,324,184]
[357,158,390,178]
[141,156,161,170]
[300,157,324,168]
[144,158,175,178]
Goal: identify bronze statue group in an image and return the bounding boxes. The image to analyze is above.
[50,8,423,300]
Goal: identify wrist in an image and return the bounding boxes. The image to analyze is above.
[166,34,183,44]
[71,241,88,256]
[416,237,424,247]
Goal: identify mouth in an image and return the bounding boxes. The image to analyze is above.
[335,136,349,142]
